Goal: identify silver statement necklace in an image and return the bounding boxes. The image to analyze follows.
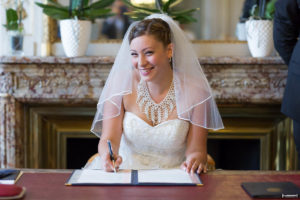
[136,80,176,126]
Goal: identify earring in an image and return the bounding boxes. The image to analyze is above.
[169,57,172,63]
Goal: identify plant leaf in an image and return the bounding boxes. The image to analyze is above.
[125,11,149,20]
[36,0,114,21]
[3,9,19,30]
[83,0,90,7]
[6,9,18,23]
[88,0,114,9]
[72,0,81,10]
[171,8,198,16]
[43,7,69,19]
[168,0,182,8]
[83,8,112,19]
[47,0,65,8]
[265,0,276,19]
[35,2,68,12]
[173,15,197,24]
[162,0,177,12]
[250,4,259,19]
[3,23,18,30]
[123,0,159,13]
[123,0,198,24]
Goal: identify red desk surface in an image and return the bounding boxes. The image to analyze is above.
[16,170,300,200]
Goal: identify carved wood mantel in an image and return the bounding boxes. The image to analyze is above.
[0,56,294,169]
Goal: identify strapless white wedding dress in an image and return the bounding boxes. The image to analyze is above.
[85,112,190,169]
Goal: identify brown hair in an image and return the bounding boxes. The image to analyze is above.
[129,18,171,46]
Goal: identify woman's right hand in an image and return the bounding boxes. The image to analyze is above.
[102,153,123,172]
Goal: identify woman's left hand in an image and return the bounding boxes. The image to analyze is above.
[181,152,207,174]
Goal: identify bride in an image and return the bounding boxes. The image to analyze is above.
[86,14,224,173]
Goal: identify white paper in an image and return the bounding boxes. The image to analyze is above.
[0,180,14,184]
[77,169,131,184]
[138,169,196,184]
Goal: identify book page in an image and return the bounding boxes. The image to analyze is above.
[0,170,22,185]
[138,169,200,184]
[0,180,15,184]
[76,169,131,184]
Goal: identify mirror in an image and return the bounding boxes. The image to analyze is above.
[185,0,247,40]
[48,0,247,42]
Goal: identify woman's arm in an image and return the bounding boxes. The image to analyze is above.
[181,124,208,173]
[98,102,125,172]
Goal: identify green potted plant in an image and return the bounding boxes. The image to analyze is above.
[3,2,26,56]
[35,0,114,57]
[123,0,199,24]
[250,0,276,20]
[245,0,277,57]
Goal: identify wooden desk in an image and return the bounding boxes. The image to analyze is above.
[15,170,300,200]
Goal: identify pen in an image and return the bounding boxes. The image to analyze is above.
[107,140,117,173]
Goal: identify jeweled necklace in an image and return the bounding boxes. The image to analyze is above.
[136,80,176,126]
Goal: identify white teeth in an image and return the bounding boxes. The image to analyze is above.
[139,67,153,76]
[139,67,154,71]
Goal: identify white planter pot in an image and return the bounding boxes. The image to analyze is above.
[60,20,92,57]
[245,20,274,57]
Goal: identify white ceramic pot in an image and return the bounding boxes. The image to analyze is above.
[245,19,274,57]
[60,19,92,57]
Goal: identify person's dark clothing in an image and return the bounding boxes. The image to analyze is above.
[240,0,257,22]
[274,0,300,169]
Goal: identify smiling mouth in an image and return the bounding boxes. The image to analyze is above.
[138,67,154,76]
[138,67,155,71]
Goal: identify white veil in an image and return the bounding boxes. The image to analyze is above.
[91,14,224,137]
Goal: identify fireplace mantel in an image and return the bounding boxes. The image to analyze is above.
[1,56,294,169]
[0,56,286,104]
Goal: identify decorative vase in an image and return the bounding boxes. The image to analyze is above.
[8,30,24,56]
[59,19,92,57]
[245,19,274,57]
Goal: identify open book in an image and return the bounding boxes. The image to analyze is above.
[0,169,23,185]
[66,169,203,186]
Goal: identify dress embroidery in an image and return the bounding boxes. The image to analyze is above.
[85,112,189,170]
[136,80,176,126]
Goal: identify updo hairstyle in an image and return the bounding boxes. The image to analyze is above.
[129,18,171,46]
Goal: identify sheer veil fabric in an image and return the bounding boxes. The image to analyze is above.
[91,14,224,137]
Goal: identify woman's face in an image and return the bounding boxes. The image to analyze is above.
[130,34,173,82]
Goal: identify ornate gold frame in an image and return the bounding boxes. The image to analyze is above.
[42,15,57,56]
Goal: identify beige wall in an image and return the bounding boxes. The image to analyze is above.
[168,0,245,40]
